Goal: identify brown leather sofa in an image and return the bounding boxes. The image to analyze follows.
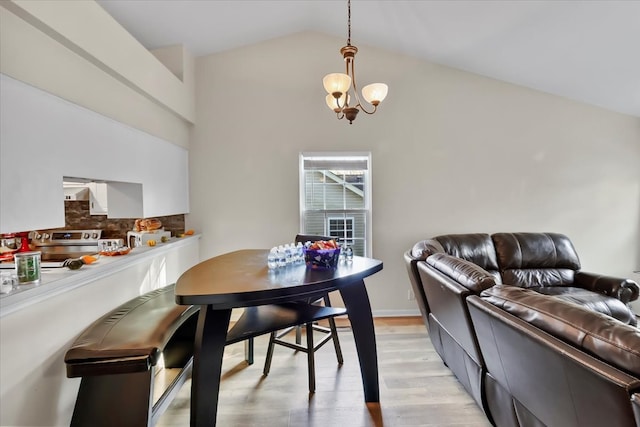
[404,232,639,425]
[469,285,640,427]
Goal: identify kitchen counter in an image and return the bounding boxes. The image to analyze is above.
[0,235,200,318]
[1,233,201,426]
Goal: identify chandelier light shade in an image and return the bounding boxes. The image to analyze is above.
[325,93,350,112]
[361,83,388,106]
[323,0,388,124]
[323,73,352,96]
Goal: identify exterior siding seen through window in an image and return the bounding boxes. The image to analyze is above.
[299,154,371,257]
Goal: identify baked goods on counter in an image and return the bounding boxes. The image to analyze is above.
[134,218,162,232]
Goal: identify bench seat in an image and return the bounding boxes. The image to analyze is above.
[65,285,199,378]
[65,284,347,427]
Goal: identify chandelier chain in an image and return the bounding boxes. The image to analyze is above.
[347,0,351,46]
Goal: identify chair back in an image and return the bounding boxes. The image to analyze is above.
[295,234,333,244]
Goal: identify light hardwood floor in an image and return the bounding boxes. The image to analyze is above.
[156,317,491,427]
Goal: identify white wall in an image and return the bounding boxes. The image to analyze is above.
[1,74,190,233]
[0,3,193,148]
[189,32,640,316]
[0,1,194,233]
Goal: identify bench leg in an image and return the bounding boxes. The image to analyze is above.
[71,370,153,427]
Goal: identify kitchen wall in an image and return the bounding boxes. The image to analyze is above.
[63,200,186,240]
[190,31,640,315]
[0,7,196,424]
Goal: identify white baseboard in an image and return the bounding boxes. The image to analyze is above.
[371,309,421,317]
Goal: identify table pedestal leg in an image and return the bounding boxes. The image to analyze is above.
[191,305,231,427]
[339,279,379,402]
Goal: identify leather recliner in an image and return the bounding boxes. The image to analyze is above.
[405,232,639,424]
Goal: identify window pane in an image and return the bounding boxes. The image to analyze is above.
[327,217,354,243]
[304,169,365,210]
[302,211,366,256]
[304,171,324,210]
[303,211,328,237]
[324,182,345,209]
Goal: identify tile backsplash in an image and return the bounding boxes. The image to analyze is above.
[62,200,185,240]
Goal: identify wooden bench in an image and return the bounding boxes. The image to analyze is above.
[65,284,346,427]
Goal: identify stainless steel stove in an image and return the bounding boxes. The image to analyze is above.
[0,229,103,269]
[32,229,102,262]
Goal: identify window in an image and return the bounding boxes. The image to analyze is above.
[299,153,371,256]
[327,216,354,245]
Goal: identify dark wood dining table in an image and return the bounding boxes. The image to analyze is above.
[175,249,383,426]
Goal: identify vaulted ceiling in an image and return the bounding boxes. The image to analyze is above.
[96,0,640,117]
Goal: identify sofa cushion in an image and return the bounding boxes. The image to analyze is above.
[535,286,637,326]
[430,233,501,281]
[427,253,497,293]
[492,232,581,287]
[480,285,640,376]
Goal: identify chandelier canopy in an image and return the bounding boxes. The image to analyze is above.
[322,0,388,124]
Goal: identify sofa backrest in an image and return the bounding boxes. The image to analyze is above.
[492,232,581,288]
[481,285,640,376]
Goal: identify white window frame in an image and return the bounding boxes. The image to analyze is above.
[299,152,372,257]
[327,216,355,245]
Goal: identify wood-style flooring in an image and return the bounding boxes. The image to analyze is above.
[155,317,491,427]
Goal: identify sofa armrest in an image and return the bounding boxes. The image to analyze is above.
[410,239,445,260]
[426,253,496,294]
[574,271,639,304]
[404,251,430,324]
[417,261,485,365]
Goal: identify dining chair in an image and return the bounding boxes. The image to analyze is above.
[262,234,345,393]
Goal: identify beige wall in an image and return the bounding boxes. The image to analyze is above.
[190,31,640,315]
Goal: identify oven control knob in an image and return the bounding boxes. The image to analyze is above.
[34,233,42,240]
[83,233,90,239]
[91,233,99,239]
[42,233,49,240]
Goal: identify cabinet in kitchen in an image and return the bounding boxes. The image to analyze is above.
[87,182,108,215]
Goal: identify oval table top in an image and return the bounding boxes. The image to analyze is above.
[175,249,383,309]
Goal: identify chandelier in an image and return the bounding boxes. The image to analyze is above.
[322,0,388,124]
